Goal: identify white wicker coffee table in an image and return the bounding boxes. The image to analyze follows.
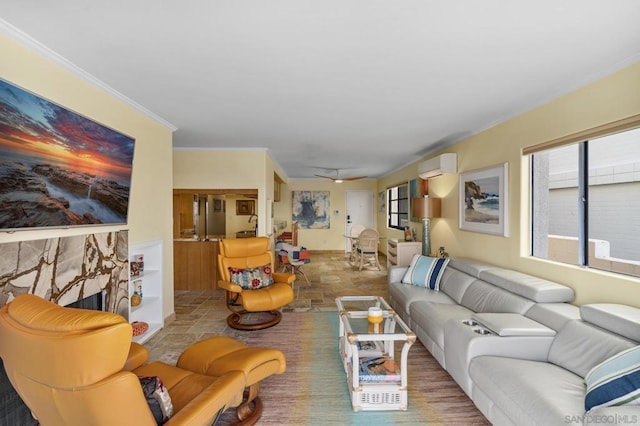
[335,295,416,411]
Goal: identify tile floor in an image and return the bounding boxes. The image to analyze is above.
[144,251,389,363]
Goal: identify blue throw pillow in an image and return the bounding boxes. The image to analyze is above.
[401,255,449,290]
[584,345,640,411]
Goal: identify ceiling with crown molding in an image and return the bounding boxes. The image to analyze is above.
[2,1,640,180]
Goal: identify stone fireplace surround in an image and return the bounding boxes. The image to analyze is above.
[0,230,130,317]
[0,230,130,424]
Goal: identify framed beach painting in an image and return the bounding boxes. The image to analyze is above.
[459,163,508,236]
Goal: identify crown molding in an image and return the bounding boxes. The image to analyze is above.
[0,18,177,132]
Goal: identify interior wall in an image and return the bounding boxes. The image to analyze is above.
[265,153,288,234]
[379,62,640,307]
[0,33,175,319]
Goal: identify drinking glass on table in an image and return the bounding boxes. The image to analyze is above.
[368,307,383,333]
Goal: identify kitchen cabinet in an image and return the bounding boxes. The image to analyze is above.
[173,193,196,238]
[274,173,283,202]
[173,240,218,291]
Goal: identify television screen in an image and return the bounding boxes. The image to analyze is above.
[0,79,135,231]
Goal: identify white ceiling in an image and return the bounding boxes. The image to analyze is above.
[2,1,640,180]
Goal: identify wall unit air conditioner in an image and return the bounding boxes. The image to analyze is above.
[418,153,457,179]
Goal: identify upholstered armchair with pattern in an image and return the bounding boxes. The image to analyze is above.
[218,237,295,330]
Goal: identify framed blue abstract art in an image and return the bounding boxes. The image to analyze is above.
[292,191,330,229]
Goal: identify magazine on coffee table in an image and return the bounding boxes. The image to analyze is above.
[356,340,383,357]
[359,356,401,383]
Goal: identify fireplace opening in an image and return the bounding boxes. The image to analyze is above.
[65,291,104,311]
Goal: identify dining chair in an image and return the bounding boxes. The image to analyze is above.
[348,224,366,265]
[355,228,382,271]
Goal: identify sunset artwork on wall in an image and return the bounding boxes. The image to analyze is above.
[0,79,135,231]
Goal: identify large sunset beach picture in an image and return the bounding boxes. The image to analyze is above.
[0,79,135,231]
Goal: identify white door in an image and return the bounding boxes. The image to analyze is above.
[345,190,375,252]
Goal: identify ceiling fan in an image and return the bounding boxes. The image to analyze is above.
[314,168,367,183]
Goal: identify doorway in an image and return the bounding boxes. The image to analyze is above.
[172,189,258,239]
[345,190,375,252]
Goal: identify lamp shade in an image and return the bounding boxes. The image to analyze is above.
[412,197,441,219]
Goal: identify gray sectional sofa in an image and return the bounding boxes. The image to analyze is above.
[388,257,640,425]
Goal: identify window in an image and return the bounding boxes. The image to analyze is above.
[387,182,409,230]
[529,123,640,277]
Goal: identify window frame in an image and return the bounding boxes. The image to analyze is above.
[387,182,409,231]
[527,113,640,276]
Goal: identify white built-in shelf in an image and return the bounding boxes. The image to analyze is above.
[129,240,164,344]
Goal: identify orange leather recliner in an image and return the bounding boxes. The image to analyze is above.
[0,294,250,426]
[218,237,295,330]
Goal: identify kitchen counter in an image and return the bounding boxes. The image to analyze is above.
[173,240,218,291]
[174,235,225,242]
[235,230,257,238]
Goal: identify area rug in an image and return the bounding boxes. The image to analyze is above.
[219,311,489,425]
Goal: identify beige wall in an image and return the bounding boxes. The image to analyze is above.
[378,62,640,307]
[0,33,175,319]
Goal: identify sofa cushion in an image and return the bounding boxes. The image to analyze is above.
[525,303,581,332]
[581,304,640,342]
[388,282,455,319]
[401,255,449,290]
[478,268,574,303]
[447,257,496,278]
[469,356,586,425]
[438,268,477,304]
[410,301,473,350]
[585,345,640,411]
[548,320,636,378]
[387,266,408,286]
[460,280,534,314]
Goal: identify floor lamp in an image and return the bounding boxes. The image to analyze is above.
[412,196,441,256]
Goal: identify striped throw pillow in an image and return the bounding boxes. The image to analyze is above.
[584,345,640,411]
[401,255,449,290]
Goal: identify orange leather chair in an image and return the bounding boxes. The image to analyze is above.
[0,294,285,425]
[218,237,295,330]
